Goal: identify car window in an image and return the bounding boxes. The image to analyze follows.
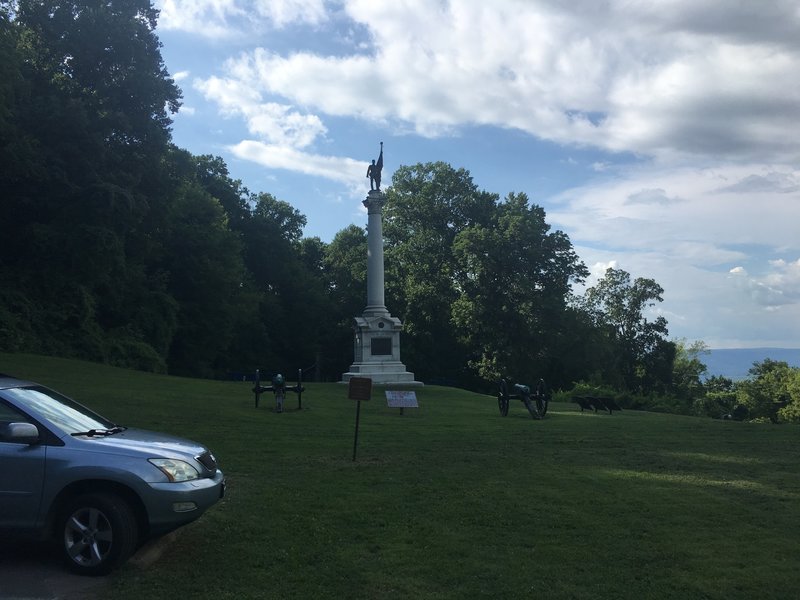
[0,401,33,442]
[0,401,29,422]
[1,386,115,434]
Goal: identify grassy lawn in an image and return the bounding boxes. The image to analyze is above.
[3,353,799,599]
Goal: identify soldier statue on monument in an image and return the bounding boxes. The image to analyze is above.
[366,141,383,191]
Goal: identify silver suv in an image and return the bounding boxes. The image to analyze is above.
[0,375,225,575]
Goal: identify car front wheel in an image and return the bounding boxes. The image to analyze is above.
[60,492,138,576]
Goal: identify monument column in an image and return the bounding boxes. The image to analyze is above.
[363,191,388,317]
[340,142,422,386]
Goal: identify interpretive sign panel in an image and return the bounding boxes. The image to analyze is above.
[348,377,372,401]
[386,391,418,408]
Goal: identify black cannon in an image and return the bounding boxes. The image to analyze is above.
[253,369,305,412]
[498,378,549,419]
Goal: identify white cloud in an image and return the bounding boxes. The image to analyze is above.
[720,172,800,194]
[157,0,242,38]
[751,259,800,307]
[156,0,327,37]
[625,188,682,205]
[548,164,800,259]
[192,0,800,162]
[195,76,327,148]
[548,162,800,347]
[729,260,800,309]
[259,0,327,28]
[584,260,618,288]
[177,0,800,193]
[574,246,800,349]
[228,140,366,190]
[224,49,389,121]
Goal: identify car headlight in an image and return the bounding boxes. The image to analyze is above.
[149,458,199,482]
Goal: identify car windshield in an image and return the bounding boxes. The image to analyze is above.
[3,386,116,435]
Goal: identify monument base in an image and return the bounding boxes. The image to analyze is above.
[340,363,423,386]
[340,312,423,386]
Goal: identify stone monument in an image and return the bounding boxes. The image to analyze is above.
[341,143,421,386]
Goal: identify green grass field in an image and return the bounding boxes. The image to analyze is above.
[3,353,799,599]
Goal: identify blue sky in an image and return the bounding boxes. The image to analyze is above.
[153,0,800,350]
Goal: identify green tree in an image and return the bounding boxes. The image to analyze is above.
[672,339,708,404]
[161,182,245,376]
[321,225,367,378]
[694,374,737,419]
[165,149,275,374]
[737,359,797,422]
[777,369,800,423]
[14,0,180,157]
[1,2,346,379]
[0,5,21,159]
[383,162,496,382]
[382,163,587,388]
[192,154,251,227]
[551,300,620,388]
[241,193,329,375]
[451,192,588,386]
[582,267,671,392]
[1,0,182,368]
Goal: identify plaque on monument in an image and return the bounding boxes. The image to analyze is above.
[371,337,392,356]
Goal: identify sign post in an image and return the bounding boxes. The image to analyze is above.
[348,377,372,461]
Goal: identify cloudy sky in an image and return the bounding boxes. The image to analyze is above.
[153,0,800,350]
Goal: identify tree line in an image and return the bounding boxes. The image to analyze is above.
[1,1,798,422]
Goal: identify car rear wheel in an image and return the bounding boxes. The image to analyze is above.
[60,492,138,576]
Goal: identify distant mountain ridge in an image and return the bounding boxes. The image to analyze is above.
[703,348,800,381]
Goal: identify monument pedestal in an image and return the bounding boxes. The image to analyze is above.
[341,313,421,385]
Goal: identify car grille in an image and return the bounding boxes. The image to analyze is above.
[196,451,218,474]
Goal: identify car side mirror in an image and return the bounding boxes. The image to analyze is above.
[4,422,40,444]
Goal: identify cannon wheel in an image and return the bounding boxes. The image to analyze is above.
[534,379,549,418]
[498,379,510,417]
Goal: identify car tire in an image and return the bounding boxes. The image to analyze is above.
[59,492,139,576]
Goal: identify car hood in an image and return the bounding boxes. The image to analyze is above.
[69,427,209,459]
